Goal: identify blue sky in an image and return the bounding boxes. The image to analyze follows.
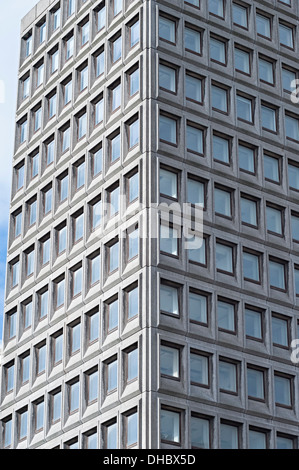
[0,0,39,345]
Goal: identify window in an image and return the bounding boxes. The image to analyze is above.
[213,134,229,163]
[36,62,44,88]
[130,19,139,48]
[264,154,280,182]
[112,35,122,63]
[211,84,228,113]
[277,435,294,450]
[81,21,89,46]
[13,210,22,238]
[189,290,207,324]
[30,152,39,179]
[72,266,83,297]
[160,224,179,257]
[21,353,30,384]
[186,73,202,103]
[69,322,81,355]
[190,352,209,386]
[61,125,70,153]
[24,34,32,57]
[272,314,289,347]
[282,67,296,93]
[41,237,50,265]
[128,225,139,260]
[79,65,88,92]
[159,114,177,145]
[126,347,138,383]
[279,22,294,49]
[91,199,102,230]
[97,4,106,31]
[160,168,178,199]
[35,400,44,432]
[185,0,200,6]
[239,143,255,173]
[52,7,60,32]
[74,212,84,242]
[48,93,57,119]
[243,251,260,282]
[46,139,55,165]
[129,67,139,96]
[188,235,206,265]
[11,259,19,288]
[26,248,35,277]
[59,173,69,201]
[69,380,80,413]
[108,184,119,217]
[160,282,179,316]
[91,147,102,176]
[266,205,282,235]
[159,16,176,43]
[113,0,122,16]
[39,289,49,319]
[22,75,30,99]
[7,310,17,339]
[16,163,25,190]
[187,123,203,154]
[291,213,299,241]
[220,423,239,449]
[261,104,277,133]
[87,309,99,343]
[219,360,237,393]
[43,187,52,215]
[214,187,231,217]
[274,374,292,407]
[191,415,210,449]
[108,240,119,273]
[23,300,32,330]
[20,119,28,144]
[218,299,235,332]
[247,367,265,400]
[256,13,271,39]
[128,171,139,204]
[105,420,117,449]
[51,390,62,423]
[259,57,274,84]
[18,409,28,441]
[160,408,180,445]
[50,49,59,74]
[234,47,250,74]
[107,358,118,393]
[187,177,205,207]
[209,0,224,17]
[185,26,201,54]
[241,196,257,226]
[65,34,74,60]
[55,277,65,309]
[3,418,12,448]
[232,2,248,28]
[34,106,42,132]
[127,285,138,320]
[75,160,85,189]
[53,332,63,365]
[86,369,98,404]
[269,259,286,290]
[95,97,104,125]
[107,298,119,332]
[125,411,138,448]
[89,252,101,286]
[85,431,97,449]
[5,363,14,393]
[39,21,46,44]
[236,94,253,122]
[285,114,299,142]
[78,112,87,140]
[245,307,262,340]
[67,0,75,17]
[36,343,46,375]
[95,49,105,77]
[216,242,233,274]
[159,63,176,93]
[110,132,121,162]
[249,429,267,449]
[128,118,139,149]
[210,37,226,64]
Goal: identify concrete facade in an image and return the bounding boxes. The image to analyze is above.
[1,0,299,449]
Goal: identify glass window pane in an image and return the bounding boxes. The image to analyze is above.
[219,361,237,392]
[243,252,260,282]
[187,125,203,153]
[274,375,291,406]
[269,260,285,289]
[191,416,210,449]
[249,430,266,449]
[220,423,238,449]
[218,300,235,331]
[210,38,225,63]
[213,135,229,163]
[233,3,247,27]
[160,346,179,377]
[160,284,179,315]
[190,353,208,385]
[161,409,180,443]
[215,188,231,216]
[247,368,264,399]
[185,28,201,53]
[256,14,271,38]
[159,64,176,92]
[216,243,233,272]
[241,198,257,226]
[159,17,175,43]
[272,316,288,346]
[245,308,262,339]
[160,115,177,144]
